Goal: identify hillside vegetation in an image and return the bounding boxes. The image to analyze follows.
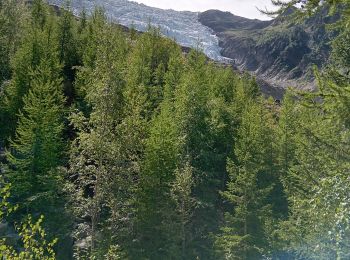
[0,0,350,259]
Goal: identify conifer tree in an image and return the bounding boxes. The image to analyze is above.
[170,161,196,259]
[136,91,182,259]
[216,99,278,259]
[1,0,60,143]
[0,0,27,142]
[31,0,48,30]
[57,1,80,82]
[174,51,235,258]
[81,8,106,70]
[73,8,107,106]
[6,58,66,235]
[277,91,298,176]
[0,0,26,83]
[67,20,131,258]
[277,79,350,258]
[126,27,179,117]
[134,45,188,259]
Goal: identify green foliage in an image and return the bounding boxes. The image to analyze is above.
[66,16,135,258]
[0,179,57,260]
[0,0,61,143]
[1,1,349,259]
[105,245,127,260]
[6,59,65,211]
[0,0,26,83]
[0,216,57,260]
[170,162,196,259]
[57,1,80,84]
[215,99,277,259]
[31,0,48,30]
[261,2,350,258]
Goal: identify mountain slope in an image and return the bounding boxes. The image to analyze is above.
[48,0,336,91]
[48,0,224,60]
[198,9,271,32]
[199,8,338,89]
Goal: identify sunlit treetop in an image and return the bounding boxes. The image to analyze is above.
[261,0,349,19]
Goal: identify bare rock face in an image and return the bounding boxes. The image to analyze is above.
[199,8,338,90]
[48,0,338,96]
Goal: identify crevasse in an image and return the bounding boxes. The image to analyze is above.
[47,0,226,61]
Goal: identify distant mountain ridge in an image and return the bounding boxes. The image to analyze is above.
[199,8,338,89]
[198,10,272,32]
[48,0,225,60]
[48,0,337,91]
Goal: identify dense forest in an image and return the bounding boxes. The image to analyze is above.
[0,0,350,259]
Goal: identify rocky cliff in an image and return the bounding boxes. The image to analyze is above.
[48,0,337,94]
[199,8,338,89]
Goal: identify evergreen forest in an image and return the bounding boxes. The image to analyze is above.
[0,0,350,259]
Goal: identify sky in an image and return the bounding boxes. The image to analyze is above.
[133,0,277,20]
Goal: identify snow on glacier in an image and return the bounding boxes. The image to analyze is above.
[47,0,226,60]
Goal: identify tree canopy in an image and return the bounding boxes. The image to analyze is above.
[0,0,350,259]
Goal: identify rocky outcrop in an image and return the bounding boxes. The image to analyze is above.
[198,9,271,32]
[199,8,338,89]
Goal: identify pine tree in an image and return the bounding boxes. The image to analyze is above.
[134,45,189,259]
[277,91,298,176]
[1,0,60,143]
[57,1,80,82]
[73,8,107,107]
[170,161,196,259]
[126,27,179,117]
[6,58,66,231]
[0,0,28,143]
[81,8,107,70]
[0,0,26,83]
[31,0,48,30]
[260,1,350,257]
[216,99,278,259]
[174,51,235,259]
[277,79,350,258]
[136,92,182,259]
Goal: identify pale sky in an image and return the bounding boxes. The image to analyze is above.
[134,0,277,20]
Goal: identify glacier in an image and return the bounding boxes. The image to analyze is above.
[47,0,227,61]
